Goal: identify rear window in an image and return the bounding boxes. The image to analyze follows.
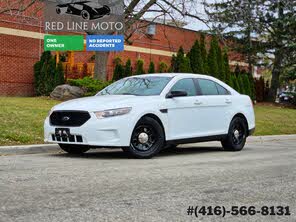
[198,79,219,95]
[216,83,229,95]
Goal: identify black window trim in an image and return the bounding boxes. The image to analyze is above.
[194,78,231,96]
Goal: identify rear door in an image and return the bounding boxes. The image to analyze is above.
[193,78,233,136]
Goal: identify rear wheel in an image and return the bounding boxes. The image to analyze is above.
[221,117,248,151]
[124,117,165,158]
[59,144,90,154]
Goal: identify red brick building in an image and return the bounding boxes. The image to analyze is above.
[0,8,249,96]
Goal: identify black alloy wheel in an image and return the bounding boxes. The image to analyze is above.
[123,116,165,158]
[221,117,248,151]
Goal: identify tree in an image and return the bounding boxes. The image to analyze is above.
[232,74,241,93]
[207,37,219,78]
[135,59,145,75]
[34,51,64,96]
[124,59,132,77]
[54,62,65,86]
[247,73,256,100]
[171,47,192,73]
[238,74,246,95]
[189,40,203,73]
[200,34,208,74]
[0,0,40,14]
[148,61,155,73]
[217,45,225,81]
[204,0,296,101]
[158,61,168,73]
[113,57,124,81]
[243,74,252,97]
[171,47,185,72]
[223,49,231,85]
[180,57,192,73]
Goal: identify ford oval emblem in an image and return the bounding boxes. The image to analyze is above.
[62,116,70,121]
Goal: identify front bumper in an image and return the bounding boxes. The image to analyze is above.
[44,112,134,147]
[248,127,255,136]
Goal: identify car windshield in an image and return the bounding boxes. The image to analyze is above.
[97,76,172,96]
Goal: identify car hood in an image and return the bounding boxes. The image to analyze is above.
[52,95,157,112]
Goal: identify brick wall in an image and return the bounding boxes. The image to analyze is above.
[0,19,42,96]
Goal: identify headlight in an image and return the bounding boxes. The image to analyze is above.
[94,107,132,119]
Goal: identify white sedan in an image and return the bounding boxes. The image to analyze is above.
[44,73,255,158]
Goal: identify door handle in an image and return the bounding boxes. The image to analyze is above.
[225,99,232,104]
[194,100,203,105]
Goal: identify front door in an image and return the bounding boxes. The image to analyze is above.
[166,78,200,140]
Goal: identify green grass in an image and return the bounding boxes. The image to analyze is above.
[0,97,59,146]
[254,104,296,136]
[0,97,295,146]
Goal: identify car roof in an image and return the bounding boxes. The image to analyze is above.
[127,73,213,79]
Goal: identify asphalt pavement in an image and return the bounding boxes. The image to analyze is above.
[0,137,295,222]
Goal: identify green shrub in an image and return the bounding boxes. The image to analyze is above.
[188,40,202,74]
[243,74,252,97]
[124,59,132,77]
[238,74,245,94]
[179,56,192,73]
[54,62,65,87]
[135,59,145,75]
[231,74,241,93]
[158,61,168,73]
[291,93,296,106]
[34,51,65,96]
[113,58,124,81]
[148,61,155,73]
[68,77,111,96]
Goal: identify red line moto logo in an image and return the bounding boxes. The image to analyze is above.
[45,0,124,33]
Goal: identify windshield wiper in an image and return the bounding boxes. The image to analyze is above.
[119,93,140,96]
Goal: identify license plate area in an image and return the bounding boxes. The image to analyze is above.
[55,128,73,142]
[55,128,70,137]
[53,128,83,143]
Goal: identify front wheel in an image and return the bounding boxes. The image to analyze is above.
[59,144,90,154]
[124,117,165,158]
[81,10,91,20]
[221,117,248,151]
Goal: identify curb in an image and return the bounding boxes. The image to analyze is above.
[0,144,60,155]
[0,134,296,155]
[247,134,296,143]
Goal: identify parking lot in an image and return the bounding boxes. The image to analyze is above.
[0,137,295,222]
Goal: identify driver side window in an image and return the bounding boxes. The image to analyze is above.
[170,78,196,96]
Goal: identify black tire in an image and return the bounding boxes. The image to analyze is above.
[221,117,248,151]
[59,144,90,154]
[81,10,91,20]
[125,117,165,158]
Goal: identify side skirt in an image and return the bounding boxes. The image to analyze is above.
[166,134,228,146]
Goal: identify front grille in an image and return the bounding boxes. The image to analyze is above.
[50,111,91,127]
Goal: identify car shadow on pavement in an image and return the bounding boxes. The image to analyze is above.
[49,146,223,159]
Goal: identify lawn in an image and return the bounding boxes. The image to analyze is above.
[0,97,59,146]
[0,97,295,146]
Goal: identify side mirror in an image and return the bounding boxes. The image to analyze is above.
[166,90,188,98]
